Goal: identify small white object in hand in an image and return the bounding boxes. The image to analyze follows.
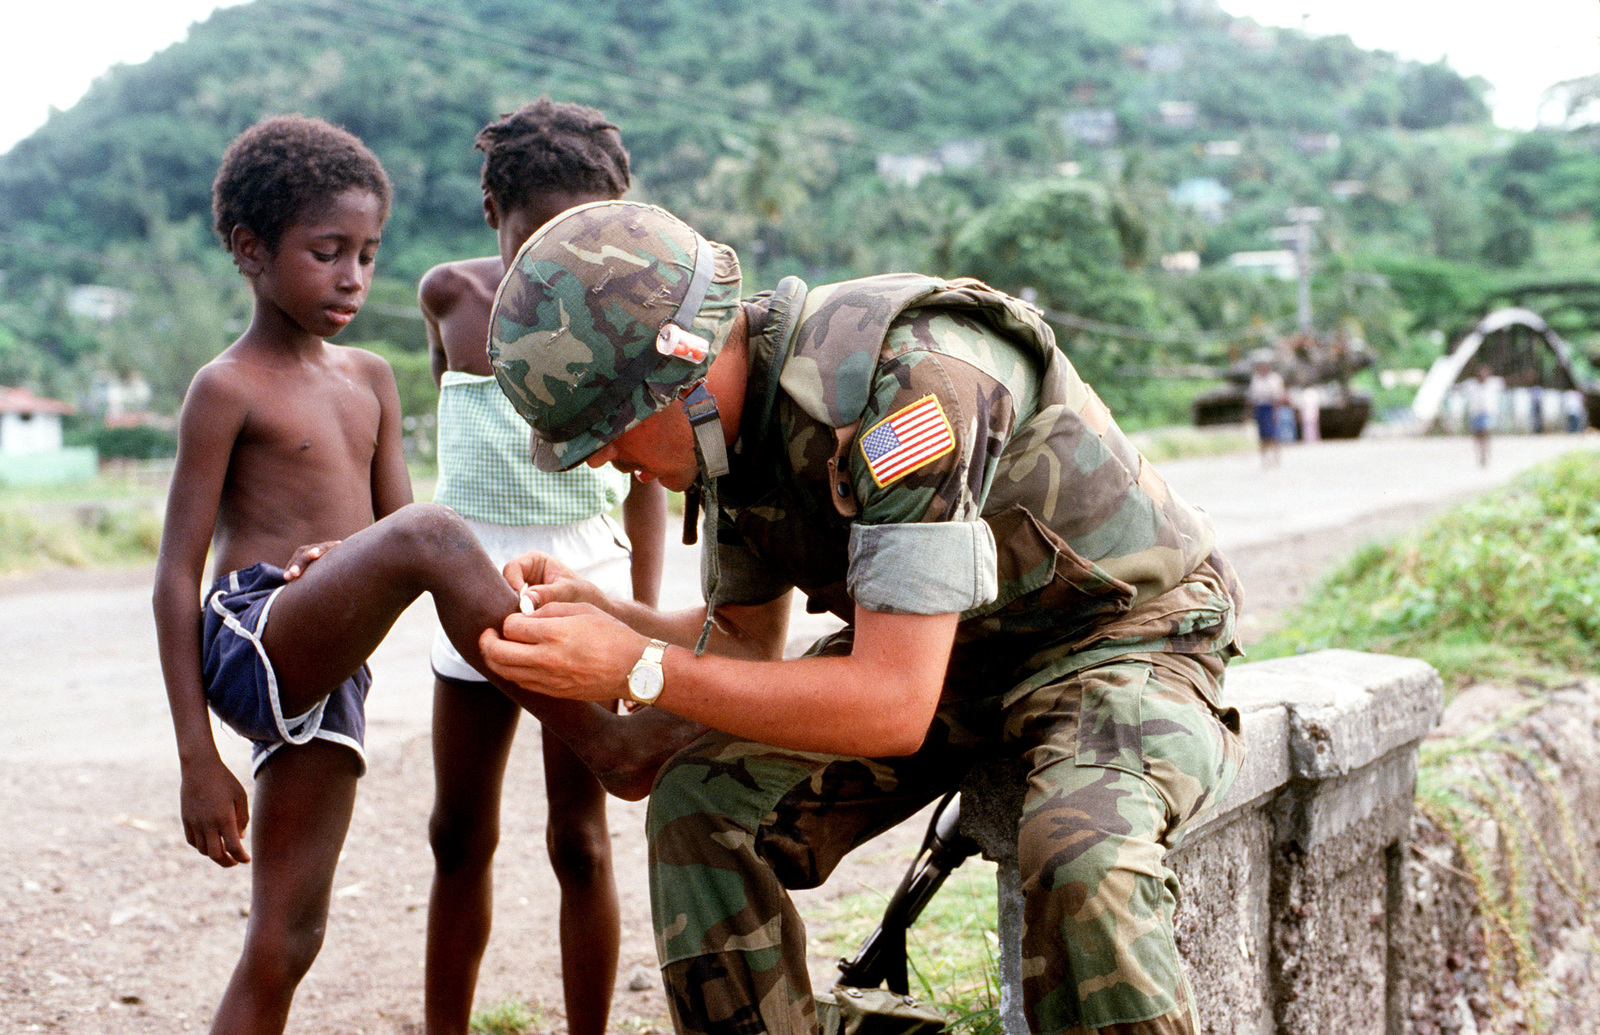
[519,588,537,615]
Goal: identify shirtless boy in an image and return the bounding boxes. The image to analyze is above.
[152,115,678,1034]
[418,99,666,1035]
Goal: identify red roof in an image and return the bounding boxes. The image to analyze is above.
[0,386,75,416]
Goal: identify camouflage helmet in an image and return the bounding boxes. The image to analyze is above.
[488,200,743,471]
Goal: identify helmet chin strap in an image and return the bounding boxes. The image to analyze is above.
[669,230,728,655]
[680,380,727,655]
[681,381,730,479]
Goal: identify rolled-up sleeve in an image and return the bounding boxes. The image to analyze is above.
[847,519,998,615]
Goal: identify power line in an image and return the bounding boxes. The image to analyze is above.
[287,0,876,155]
[1041,305,1284,348]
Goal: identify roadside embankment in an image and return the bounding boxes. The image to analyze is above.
[1404,676,1600,1034]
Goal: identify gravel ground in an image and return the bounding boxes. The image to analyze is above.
[3,432,1594,1034]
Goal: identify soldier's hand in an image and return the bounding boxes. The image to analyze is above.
[480,601,642,702]
[504,551,605,613]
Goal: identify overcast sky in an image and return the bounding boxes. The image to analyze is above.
[0,0,1595,156]
[1219,0,1598,129]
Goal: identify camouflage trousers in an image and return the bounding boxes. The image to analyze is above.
[646,650,1243,1035]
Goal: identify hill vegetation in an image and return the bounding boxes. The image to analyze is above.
[1,0,1598,431]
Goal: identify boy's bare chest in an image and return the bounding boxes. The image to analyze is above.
[238,375,382,471]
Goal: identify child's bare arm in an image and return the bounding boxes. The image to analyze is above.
[621,479,667,608]
[362,350,414,520]
[419,260,465,387]
[151,365,252,867]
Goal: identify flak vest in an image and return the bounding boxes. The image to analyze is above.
[715,274,1236,700]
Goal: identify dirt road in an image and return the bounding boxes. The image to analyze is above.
[2,431,1593,1033]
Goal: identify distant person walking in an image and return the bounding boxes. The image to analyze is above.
[1296,385,1321,442]
[1563,388,1587,433]
[1248,354,1287,467]
[1463,364,1500,467]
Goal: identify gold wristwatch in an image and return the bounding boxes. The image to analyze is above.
[626,639,668,707]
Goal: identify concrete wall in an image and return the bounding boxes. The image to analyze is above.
[0,445,97,485]
[960,649,1444,1035]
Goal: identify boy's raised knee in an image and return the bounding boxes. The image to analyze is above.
[383,502,482,569]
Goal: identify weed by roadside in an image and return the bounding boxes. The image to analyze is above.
[1128,424,1253,463]
[0,500,163,571]
[469,996,545,1035]
[1247,451,1600,689]
[0,465,441,576]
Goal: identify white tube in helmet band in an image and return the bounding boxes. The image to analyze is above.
[669,231,717,331]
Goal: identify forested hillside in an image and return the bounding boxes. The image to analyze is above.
[1,0,1596,428]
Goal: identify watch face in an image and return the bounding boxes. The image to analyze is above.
[629,664,664,702]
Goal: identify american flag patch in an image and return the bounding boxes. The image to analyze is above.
[860,395,955,487]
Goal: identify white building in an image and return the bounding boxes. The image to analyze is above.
[1226,249,1299,281]
[0,386,96,485]
[0,386,72,456]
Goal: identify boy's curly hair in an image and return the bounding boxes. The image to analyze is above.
[212,114,393,252]
[476,98,630,211]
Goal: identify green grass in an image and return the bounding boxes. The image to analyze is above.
[469,997,545,1035]
[0,465,172,574]
[1248,450,1600,690]
[1127,424,1253,463]
[0,498,164,572]
[0,463,443,577]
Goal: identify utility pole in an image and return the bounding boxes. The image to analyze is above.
[1272,206,1322,333]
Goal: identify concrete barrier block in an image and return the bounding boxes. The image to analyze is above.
[953,650,1443,1035]
[1227,649,1443,779]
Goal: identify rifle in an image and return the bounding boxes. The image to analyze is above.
[835,791,980,995]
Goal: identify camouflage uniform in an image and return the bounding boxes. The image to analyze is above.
[488,207,1244,1035]
[649,275,1243,1035]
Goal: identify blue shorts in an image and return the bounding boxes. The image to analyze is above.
[1252,401,1278,442]
[202,563,370,777]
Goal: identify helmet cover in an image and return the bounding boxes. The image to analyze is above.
[488,200,742,471]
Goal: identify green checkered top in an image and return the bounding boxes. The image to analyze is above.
[433,371,627,525]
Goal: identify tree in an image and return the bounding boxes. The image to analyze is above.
[946,178,1162,412]
[100,207,246,410]
[1398,62,1490,130]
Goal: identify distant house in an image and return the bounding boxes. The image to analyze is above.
[934,138,986,170]
[876,139,986,187]
[877,153,943,188]
[1143,43,1185,73]
[1160,251,1202,273]
[1061,108,1119,147]
[0,386,96,485]
[1170,177,1232,223]
[66,285,134,323]
[87,370,154,424]
[0,387,72,455]
[1158,100,1198,130]
[1226,249,1300,280]
[1329,179,1367,201]
[1294,132,1341,155]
